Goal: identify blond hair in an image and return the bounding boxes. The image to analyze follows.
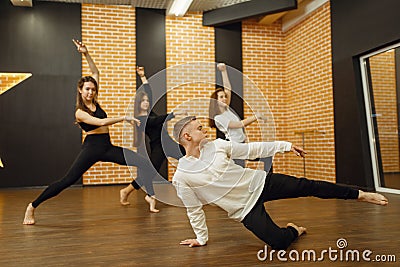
[173,116,197,143]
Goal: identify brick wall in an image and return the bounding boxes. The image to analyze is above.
[369,50,400,173]
[81,4,136,184]
[242,19,286,171]
[242,2,334,181]
[283,2,334,181]
[165,12,215,177]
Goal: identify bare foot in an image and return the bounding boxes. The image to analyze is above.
[358,190,388,206]
[145,195,160,213]
[23,203,35,225]
[120,188,130,206]
[287,223,306,237]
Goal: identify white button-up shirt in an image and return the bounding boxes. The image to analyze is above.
[172,139,292,245]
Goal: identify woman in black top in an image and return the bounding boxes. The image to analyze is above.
[23,40,159,224]
[119,67,185,209]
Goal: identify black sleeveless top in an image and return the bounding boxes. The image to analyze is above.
[78,104,107,132]
[137,112,175,146]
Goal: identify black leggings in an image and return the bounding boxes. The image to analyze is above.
[242,173,359,250]
[132,134,184,188]
[32,134,157,208]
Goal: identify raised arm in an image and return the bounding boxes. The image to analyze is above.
[217,63,268,129]
[217,63,232,106]
[137,66,148,85]
[73,39,100,84]
[136,66,153,108]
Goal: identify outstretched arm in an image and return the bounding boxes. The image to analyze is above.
[75,109,140,127]
[227,115,257,129]
[227,112,269,129]
[215,110,267,131]
[228,140,307,160]
[73,39,100,84]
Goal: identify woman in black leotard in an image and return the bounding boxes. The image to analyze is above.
[23,40,159,225]
[119,67,186,208]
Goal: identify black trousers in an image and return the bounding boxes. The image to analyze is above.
[32,134,157,208]
[242,173,359,250]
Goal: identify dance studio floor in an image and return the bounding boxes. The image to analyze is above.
[0,184,399,266]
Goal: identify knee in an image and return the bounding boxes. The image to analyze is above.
[268,228,298,250]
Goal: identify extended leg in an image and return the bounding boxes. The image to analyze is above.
[261,173,387,205]
[261,173,359,202]
[23,148,98,225]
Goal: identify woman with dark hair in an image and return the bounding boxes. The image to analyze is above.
[209,63,271,169]
[119,67,186,211]
[23,40,158,224]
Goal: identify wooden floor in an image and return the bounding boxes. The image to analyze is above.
[383,173,400,190]
[1,184,399,266]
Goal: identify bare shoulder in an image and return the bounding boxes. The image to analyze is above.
[75,108,89,122]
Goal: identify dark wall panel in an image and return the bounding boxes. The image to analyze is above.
[136,8,166,115]
[203,0,297,26]
[331,0,400,189]
[0,2,82,187]
[215,23,243,139]
[135,8,168,178]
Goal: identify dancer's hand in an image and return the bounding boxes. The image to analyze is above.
[125,116,140,126]
[180,239,202,248]
[136,66,145,77]
[291,145,307,158]
[174,109,188,116]
[72,39,88,54]
[255,113,268,121]
[217,63,226,71]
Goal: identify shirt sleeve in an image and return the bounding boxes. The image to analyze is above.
[224,140,292,160]
[173,176,208,245]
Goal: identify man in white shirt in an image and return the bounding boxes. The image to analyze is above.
[172,116,388,250]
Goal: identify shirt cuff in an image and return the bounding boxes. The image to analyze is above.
[196,238,207,246]
[284,141,292,152]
